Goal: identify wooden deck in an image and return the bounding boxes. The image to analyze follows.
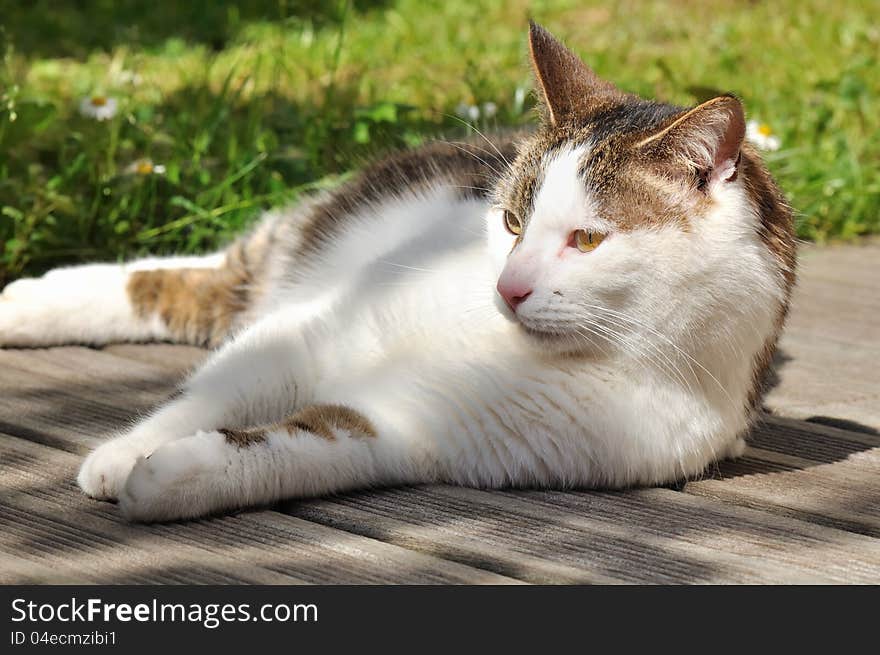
[1,243,878,584]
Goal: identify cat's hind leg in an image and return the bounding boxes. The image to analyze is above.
[0,221,276,347]
[0,254,231,347]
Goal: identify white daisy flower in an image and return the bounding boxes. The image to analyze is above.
[455,102,480,122]
[746,120,781,151]
[513,85,528,113]
[481,101,497,118]
[79,95,118,121]
[126,159,166,176]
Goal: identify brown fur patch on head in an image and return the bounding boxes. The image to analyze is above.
[585,142,707,232]
[220,427,267,448]
[280,404,376,440]
[127,264,249,347]
[495,100,704,233]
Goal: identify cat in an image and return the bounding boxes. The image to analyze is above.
[0,23,796,522]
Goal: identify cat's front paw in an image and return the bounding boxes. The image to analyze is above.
[77,439,144,500]
[118,430,228,522]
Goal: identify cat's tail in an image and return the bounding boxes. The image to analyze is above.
[0,219,277,349]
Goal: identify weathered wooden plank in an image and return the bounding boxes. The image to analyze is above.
[284,414,880,583]
[286,492,611,584]
[287,481,879,584]
[0,346,183,402]
[772,331,879,392]
[684,416,880,537]
[750,415,880,462]
[686,449,880,537]
[0,370,131,453]
[0,505,279,584]
[794,243,880,293]
[0,363,146,453]
[0,441,304,584]
[771,400,880,433]
[0,346,194,452]
[783,299,879,346]
[765,243,880,430]
[0,434,518,584]
[102,343,207,374]
[765,373,879,429]
[3,346,877,581]
[0,551,91,584]
[498,488,880,582]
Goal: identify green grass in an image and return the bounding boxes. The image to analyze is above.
[1,0,878,284]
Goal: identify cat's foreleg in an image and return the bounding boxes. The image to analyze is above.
[77,307,316,500]
[117,402,426,522]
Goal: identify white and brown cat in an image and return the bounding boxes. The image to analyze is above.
[0,23,796,522]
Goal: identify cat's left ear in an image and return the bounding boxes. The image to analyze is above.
[528,21,627,125]
[636,95,746,187]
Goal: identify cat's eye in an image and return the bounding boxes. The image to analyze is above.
[573,229,605,252]
[503,210,522,236]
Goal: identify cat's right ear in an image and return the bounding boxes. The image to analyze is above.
[528,21,626,125]
[635,95,746,187]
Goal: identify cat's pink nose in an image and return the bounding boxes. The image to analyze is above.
[497,279,533,312]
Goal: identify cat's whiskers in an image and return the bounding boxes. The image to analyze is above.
[526,304,674,380]
[573,326,610,359]
[584,303,739,413]
[446,184,492,194]
[582,303,702,384]
[574,316,722,482]
[586,304,723,382]
[578,310,697,392]
[574,317,694,393]
[535,298,693,390]
[440,115,513,168]
[440,141,506,180]
[378,260,443,274]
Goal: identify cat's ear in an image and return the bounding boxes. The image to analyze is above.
[636,95,746,187]
[528,21,625,125]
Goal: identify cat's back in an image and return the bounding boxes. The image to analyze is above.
[238,135,520,313]
[296,137,518,258]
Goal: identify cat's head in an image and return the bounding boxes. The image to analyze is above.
[487,22,795,363]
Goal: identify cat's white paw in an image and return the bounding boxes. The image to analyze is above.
[77,439,144,500]
[118,430,229,522]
